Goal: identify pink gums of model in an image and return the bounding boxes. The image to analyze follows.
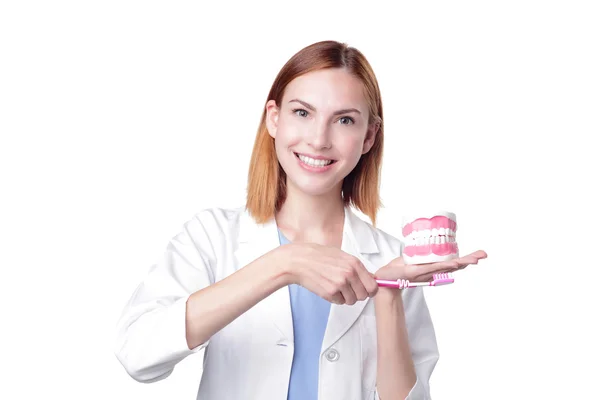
[401,211,459,264]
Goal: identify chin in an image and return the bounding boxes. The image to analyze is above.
[287,176,341,197]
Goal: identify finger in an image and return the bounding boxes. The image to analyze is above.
[303,268,345,304]
[363,274,379,297]
[407,262,460,282]
[338,280,357,305]
[346,258,374,300]
[336,257,363,304]
[454,253,487,269]
[474,250,488,259]
[331,292,345,305]
[459,250,488,260]
[416,259,482,280]
[347,272,369,301]
[323,280,346,305]
[324,267,357,305]
[456,258,479,269]
[411,260,460,277]
[352,261,378,298]
[415,251,487,271]
[409,251,487,280]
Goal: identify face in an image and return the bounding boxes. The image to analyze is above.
[265,68,378,198]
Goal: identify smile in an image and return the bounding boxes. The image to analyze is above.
[294,153,336,169]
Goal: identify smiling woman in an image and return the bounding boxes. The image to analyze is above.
[114,40,487,400]
[264,69,377,202]
[247,42,384,225]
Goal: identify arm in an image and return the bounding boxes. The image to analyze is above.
[184,251,289,349]
[113,211,289,383]
[374,288,417,398]
[114,210,382,383]
[373,286,439,399]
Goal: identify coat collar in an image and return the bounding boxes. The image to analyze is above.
[235,206,380,353]
[237,206,378,254]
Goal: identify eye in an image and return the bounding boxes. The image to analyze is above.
[292,108,309,118]
[339,116,354,125]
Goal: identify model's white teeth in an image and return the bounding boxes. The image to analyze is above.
[431,228,454,236]
[405,229,456,245]
[298,154,333,167]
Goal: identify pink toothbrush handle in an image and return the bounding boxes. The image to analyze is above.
[375,279,417,289]
[376,273,455,289]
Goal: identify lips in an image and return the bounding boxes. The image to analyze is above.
[293,152,338,173]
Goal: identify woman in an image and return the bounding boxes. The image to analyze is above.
[114,40,487,400]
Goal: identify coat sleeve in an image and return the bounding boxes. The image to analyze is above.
[113,210,220,383]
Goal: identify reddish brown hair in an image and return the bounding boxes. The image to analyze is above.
[246,40,384,225]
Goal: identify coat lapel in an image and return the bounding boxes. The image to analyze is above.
[234,206,380,350]
[235,208,294,342]
[321,207,380,352]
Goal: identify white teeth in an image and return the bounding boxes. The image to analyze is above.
[298,154,333,167]
[406,228,456,244]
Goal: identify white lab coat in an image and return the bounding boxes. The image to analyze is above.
[114,206,439,399]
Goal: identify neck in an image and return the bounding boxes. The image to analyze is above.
[275,181,345,242]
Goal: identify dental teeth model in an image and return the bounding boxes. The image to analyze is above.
[401,211,459,265]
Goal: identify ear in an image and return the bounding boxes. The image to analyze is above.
[265,100,280,139]
[361,122,380,154]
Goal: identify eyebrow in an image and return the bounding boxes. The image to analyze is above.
[288,99,361,116]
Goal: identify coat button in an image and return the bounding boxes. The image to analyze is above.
[325,349,339,362]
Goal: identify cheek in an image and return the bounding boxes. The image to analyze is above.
[335,135,365,158]
[275,119,303,146]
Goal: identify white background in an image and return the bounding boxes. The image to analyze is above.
[1,1,599,399]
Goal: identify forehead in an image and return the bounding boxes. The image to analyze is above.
[282,68,368,110]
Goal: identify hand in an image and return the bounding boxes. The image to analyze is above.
[273,243,379,305]
[374,250,488,283]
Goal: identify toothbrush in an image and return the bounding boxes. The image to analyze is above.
[376,273,454,289]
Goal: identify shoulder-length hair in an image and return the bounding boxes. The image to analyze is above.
[246,40,384,225]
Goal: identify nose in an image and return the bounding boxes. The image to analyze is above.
[306,118,332,150]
